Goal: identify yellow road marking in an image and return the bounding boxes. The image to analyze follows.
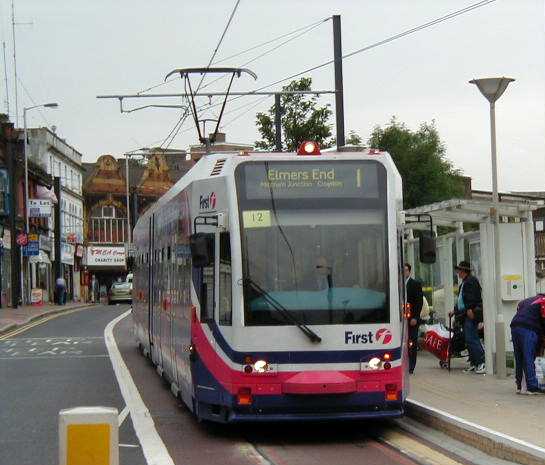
[0,307,89,340]
[380,429,465,465]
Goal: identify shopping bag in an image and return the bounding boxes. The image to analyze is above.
[423,323,450,362]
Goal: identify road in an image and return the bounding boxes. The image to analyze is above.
[0,304,145,465]
[1,305,497,465]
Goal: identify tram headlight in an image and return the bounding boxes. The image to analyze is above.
[368,357,382,370]
[253,360,269,373]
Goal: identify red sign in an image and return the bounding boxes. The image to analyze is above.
[16,233,28,246]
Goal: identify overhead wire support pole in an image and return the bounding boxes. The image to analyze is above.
[333,15,345,149]
[274,93,282,151]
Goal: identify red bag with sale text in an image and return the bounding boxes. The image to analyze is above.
[424,324,450,363]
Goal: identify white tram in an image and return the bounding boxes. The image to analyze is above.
[132,142,410,422]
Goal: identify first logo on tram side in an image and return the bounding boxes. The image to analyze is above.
[199,192,217,211]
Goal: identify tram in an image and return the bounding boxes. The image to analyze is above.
[132,142,413,422]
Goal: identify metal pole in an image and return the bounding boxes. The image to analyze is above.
[54,176,61,303]
[125,153,131,245]
[23,107,29,305]
[333,15,345,149]
[6,123,19,308]
[2,42,9,116]
[490,102,498,205]
[10,0,19,126]
[490,100,506,378]
[274,93,282,151]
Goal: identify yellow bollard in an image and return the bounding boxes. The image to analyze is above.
[59,406,119,465]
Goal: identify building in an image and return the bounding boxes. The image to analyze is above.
[82,149,194,301]
[26,127,85,304]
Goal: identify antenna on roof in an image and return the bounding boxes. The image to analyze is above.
[164,67,257,152]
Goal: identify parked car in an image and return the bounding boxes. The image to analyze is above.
[108,273,133,305]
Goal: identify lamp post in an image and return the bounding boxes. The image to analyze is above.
[469,77,514,377]
[23,102,58,304]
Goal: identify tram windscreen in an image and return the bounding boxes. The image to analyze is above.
[236,160,390,326]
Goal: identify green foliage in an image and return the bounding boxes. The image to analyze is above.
[255,77,334,151]
[368,118,464,209]
[346,130,363,146]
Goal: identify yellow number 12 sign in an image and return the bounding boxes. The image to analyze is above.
[242,210,271,228]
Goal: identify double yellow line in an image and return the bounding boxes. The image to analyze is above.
[0,307,89,340]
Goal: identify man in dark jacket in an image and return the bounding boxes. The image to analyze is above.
[510,295,545,394]
[451,261,485,374]
[404,263,423,374]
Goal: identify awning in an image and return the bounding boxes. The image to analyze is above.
[29,250,51,264]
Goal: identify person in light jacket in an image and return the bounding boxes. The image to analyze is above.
[450,261,485,374]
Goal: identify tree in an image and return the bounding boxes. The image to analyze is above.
[255,78,334,151]
[368,118,465,209]
[346,130,363,146]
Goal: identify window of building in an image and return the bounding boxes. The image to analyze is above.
[88,203,127,243]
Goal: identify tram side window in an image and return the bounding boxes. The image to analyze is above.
[219,232,232,325]
[201,237,215,321]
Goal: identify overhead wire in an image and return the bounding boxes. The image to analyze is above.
[212,17,330,66]
[160,0,242,149]
[220,94,270,129]
[133,16,329,96]
[18,77,51,127]
[186,0,498,117]
[200,17,330,91]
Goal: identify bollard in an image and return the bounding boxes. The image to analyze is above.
[59,406,119,465]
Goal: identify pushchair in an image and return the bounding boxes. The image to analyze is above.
[423,314,467,370]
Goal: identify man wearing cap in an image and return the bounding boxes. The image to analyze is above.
[451,261,485,374]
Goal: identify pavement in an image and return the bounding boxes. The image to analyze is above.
[0,301,96,335]
[408,350,545,465]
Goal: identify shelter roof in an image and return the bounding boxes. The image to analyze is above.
[404,196,544,228]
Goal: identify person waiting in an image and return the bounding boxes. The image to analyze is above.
[450,261,485,374]
[404,263,423,374]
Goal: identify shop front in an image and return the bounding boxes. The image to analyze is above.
[1,229,11,307]
[86,245,126,303]
[61,242,75,302]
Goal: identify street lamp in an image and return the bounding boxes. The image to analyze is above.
[469,77,514,378]
[23,102,59,305]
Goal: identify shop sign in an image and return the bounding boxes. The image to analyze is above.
[61,243,74,265]
[23,241,39,256]
[39,234,52,252]
[75,244,84,258]
[2,230,10,250]
[28,199,52,218]
[87,246,126,267]
[16,233,28,246]
[66,232,77,244]
[31,288,44,306]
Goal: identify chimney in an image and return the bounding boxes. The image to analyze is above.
[211,132,226,143]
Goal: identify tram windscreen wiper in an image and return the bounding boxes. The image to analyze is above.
[244,278,322,344]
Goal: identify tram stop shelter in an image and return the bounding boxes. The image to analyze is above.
[403,192,544,376]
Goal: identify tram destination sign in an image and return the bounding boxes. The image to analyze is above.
[242,161,381,200]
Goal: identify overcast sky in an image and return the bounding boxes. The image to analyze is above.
[1,0,544,192]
